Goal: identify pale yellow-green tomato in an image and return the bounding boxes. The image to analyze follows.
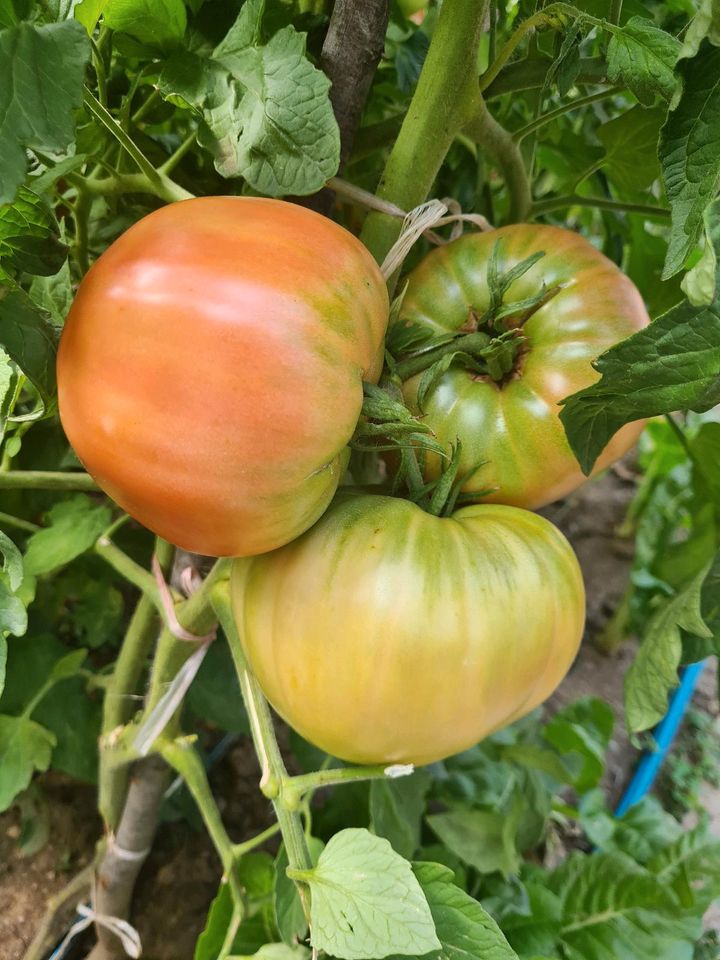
[231,493,585,766]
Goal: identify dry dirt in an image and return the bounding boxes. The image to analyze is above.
[1,464,716,959]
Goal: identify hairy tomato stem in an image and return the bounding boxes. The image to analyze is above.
[360,0,489,268]
[212,581,313,913]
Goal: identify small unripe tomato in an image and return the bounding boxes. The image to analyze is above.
[231,493,585,765]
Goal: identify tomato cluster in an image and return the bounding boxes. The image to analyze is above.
[58,199,650,764]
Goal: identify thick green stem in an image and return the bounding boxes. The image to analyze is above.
[83,88,160,184]
[395,332,491,380]
[0,470,99,491]
[95,536,163,606]
[0,511,40,533]
[212,581,313,907]
[158,130,197,176]
[98,538,173,829]
[610,0,623,24]
[465,98,532,222]
[77,170,193,204]
[359,0,489,266]
[530,194,671,218]
[159,739,238,877]
[512,86,624,142]
[144,558,230,713]
[285,764,413,808]
[82,89,193,203]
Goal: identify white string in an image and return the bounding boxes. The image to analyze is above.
[384,764,415,778]
[380,198,493,280]
[151,555,216,643]
[109,834,152,862]
[381,200,449,279]
[50,903,142,960]
[133,640,212,756]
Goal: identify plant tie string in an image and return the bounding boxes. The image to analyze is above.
[108,833,152,862]
[380,198,492,280]
[132,557,217,756]
[50,903,142,960]
[152,554,215,642]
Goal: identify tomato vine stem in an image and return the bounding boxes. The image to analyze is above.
[212,581,314,914]
[512,86,625,142]
[530,195,671,219]
[360,0,489,267]
[284,763,414,809]
[0,469,99,490]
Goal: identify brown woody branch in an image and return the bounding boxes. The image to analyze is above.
[307,0,390,214]
[322,0,390,169]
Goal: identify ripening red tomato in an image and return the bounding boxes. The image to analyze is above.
[394,224,650,508]
[231,493,585,765]
[57,197,389,556]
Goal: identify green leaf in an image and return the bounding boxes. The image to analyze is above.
[0,284,59,405]
[23,495,112,577]
[550,851,699,960]
[661,43,720,279]
[597,106,664,193]
[370,769,431,860]
[681,198,720,307]
[495,881,562,958]
[559,300,720,475]
[302,827,440,960]
[0,638,5,700]
[606,17,681,105]
[0,530,23,593]
[194,880,237,960]
[385,862,518,960]
[103,0,186,51]
[542,697,614,792]
[0,187,67,278]
[187,638,249,733]
[0,713,55,812]
[0,581,26,638]
[649,822,720,913]
[427,808,521,877]
[680,0,720,60]
[0,530,26,641]
[579,791,681,863]
[230,947,309,960]
[74,0,110,33]
[625,564,712,733]
[159,5,339,196]
[274,837,324,946]
[34,673,100,782]
[48,648,87,683]
[0,20,90,204]
[29,260,73,329]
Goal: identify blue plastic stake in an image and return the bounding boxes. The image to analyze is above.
[615,659,708,817]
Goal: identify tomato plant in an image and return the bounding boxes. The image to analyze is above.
[58,197,389,557]
[0,1,719,960]
[232,492,584,764]
[391,224,650,508]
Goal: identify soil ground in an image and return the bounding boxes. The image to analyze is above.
[1,465,718,960]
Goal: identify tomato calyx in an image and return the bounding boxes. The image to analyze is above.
[351,381,447,459]
[389,240,563,399]
[391,440,495,517]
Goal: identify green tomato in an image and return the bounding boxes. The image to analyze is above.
[394,224,650,509]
